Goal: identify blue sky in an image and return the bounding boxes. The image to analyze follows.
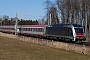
[0,0,55,20]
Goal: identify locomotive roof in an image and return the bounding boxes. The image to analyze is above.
[72,24,82,27]
[52,24,64,27]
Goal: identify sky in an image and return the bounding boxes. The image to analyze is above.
[0,0,55,20]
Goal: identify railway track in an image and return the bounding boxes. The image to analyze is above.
[77,42,90,46]
[21,34,90,47]
[2,32,90,47]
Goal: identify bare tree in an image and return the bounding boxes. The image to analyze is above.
[44,0,51,25]
[56,0,66,24]
[48,3,59,24]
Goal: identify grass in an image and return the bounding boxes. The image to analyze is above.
[0,36,90,60]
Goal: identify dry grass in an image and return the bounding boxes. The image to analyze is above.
[0,36,90,60]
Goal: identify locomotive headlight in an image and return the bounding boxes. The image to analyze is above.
[84,33,86,37]
[75,36,79,39]
[75,36,82,39]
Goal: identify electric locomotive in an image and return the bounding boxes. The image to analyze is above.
[44,24,86,42]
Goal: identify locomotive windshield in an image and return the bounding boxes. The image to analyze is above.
[75,28,84,33]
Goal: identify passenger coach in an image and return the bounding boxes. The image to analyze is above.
[18,25,46,37]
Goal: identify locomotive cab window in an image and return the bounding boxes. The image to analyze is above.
[75,28,84,33]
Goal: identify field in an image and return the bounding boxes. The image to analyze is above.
[0,36,90,60]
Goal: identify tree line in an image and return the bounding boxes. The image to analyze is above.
[0,17,39,25]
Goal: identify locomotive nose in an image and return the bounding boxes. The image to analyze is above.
[76,33,84,38]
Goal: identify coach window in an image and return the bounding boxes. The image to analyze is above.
[39,28,42,32]
[37,28,39,31]
[24,28,26,31]
[23,28,24,31]
[26,28,28,31]
[34,28,36,31]
[37,28,39,32]
[26,28,27,31]
[36,28,38,31]
[31,28,33,31]
[11,28,12,30]
[32,28,34,31]
[36,28,38,32]
[41,28,43,32]
[34,28,35,31]
[33,28,34,31]
[42,28,43,32]
[30,28,31,31]
[35,28,36,31]
[24,28,25,31]
[28,28,30,31]
[29,28,31,31]
[31,28,32,31]
[27,28,28,31]
[25,28,26,31]
[35,28,37,31]
[40,28,42,32]
[33,28,35,31]
[23,28,25,31]
[27,28,29,31]
[38,28,40,32]
[29,28,30,31]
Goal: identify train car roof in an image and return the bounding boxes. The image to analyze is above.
[0,24,47,28]
[0,26,14,28]
[21,24,46,28]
